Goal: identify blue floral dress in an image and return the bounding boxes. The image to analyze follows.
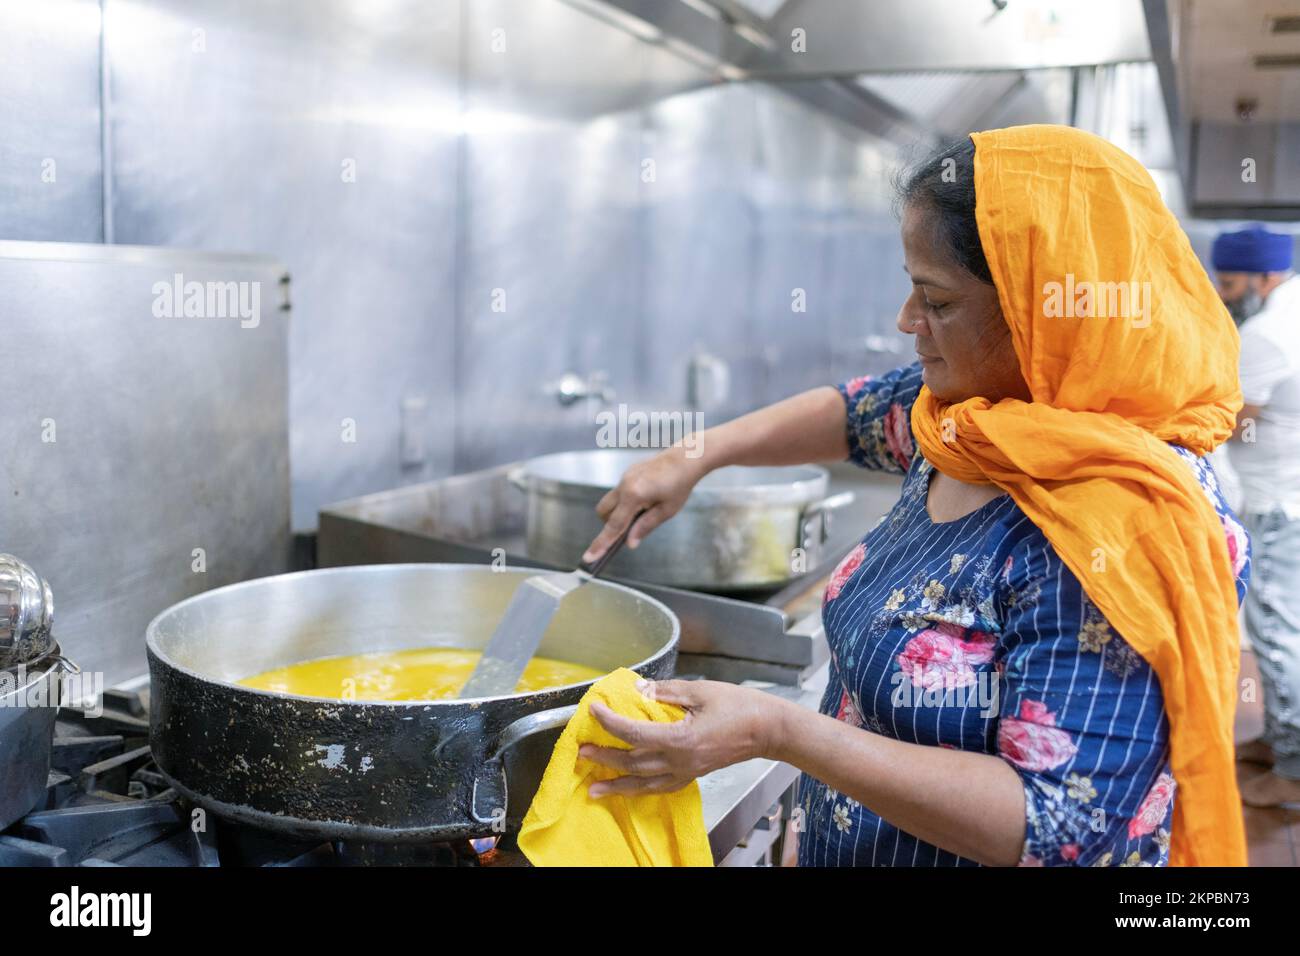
[795,363,1251,867]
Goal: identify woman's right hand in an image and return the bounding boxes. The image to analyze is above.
[581,447,710,563]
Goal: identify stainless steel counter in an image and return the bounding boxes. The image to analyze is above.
[700,653,830,864]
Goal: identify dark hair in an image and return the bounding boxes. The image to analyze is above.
[896,138,993,284]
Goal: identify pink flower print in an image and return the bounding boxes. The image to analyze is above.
[845,375,872,398]
[1220,514,1248,577]
[896,622,996,692]
[825,543,865,603]
[1061,844,1080,862]
[998,699,1079,771]
[1128,773,1176,839]
[833,687,863,727]
[882,403,914,470]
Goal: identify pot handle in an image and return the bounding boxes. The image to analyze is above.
[799,491,855,547]
[804,491,855,518]
[470,703,578,826]
[490,704,578,760]
[49,652,81,676]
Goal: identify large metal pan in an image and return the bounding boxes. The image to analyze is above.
[146,564,678,843]
[510,449,853,591]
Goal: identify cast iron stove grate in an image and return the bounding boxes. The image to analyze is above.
[0,688,524,867]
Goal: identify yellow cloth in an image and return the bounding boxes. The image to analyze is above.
[911,124,1245,866]
[517,668,714,867]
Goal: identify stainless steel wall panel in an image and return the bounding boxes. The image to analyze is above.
[756,0,1150,74]
[824,132,912,382]
[750,84,834,404]
[6,0,921,539]
[0,0,104,241]
[826,218,912,381]
[104,0,462,530]
[641,82,759,426]
[456,0,649,472]
[456,107,646,471]
[0,241,289,686]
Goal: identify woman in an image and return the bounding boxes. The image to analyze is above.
[576,125,1251,867]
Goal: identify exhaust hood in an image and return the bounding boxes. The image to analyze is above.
[574,0,1152,145]
[1146,0,1300,219]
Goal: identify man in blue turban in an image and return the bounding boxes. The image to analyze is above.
[1213,225,1295,325]
[1215,225,1300,808]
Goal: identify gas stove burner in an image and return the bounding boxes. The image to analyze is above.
[3,799,216,867]
[0,687,528,867]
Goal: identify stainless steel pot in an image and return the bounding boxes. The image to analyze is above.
[145,564,678,842]
[0,554,55,669]
[0,645,77,830]
[510,449,853,591]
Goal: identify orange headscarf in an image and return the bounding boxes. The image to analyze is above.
[910,125,1246,866]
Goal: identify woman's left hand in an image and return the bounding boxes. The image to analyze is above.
[581,679,783,797]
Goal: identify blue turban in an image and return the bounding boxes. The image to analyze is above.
[1211,225,1293,273]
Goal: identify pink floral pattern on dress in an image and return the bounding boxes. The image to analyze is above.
[896,622,996,691]
[998,699,1079,771]
[832,687,863,727]
[1221,514,1248,577]
[1128,772,1176,839]
[825,543,865,603]
[883,402,914,470]
[845,375,872,398]
[837,369,919,477]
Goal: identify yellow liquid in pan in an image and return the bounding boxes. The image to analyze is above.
[238,647,606,701]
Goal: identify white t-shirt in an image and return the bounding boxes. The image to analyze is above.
[1228,274,1300,516]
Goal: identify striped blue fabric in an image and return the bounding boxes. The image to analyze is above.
[795,362,1251,867]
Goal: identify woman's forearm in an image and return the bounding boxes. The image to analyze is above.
[694,386,849,473]
[767,697,1026,866]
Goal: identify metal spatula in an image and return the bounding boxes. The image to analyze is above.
[458,510,644,699]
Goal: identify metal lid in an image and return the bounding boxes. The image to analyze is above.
[515,449,829,506]
[0,554,54,669]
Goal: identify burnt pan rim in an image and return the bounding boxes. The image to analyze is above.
[145,563,680,709]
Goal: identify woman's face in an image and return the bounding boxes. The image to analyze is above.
[896,203,1031,405]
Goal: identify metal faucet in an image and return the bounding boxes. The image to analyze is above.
[551,371,615,407]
